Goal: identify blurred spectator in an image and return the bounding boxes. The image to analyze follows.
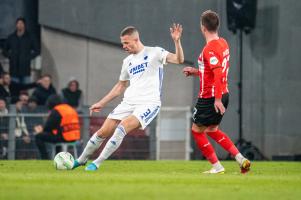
[15,93,31,155]
[61,78,83,111]
[34,95,80,159]
[0,72,38,104]
[15,94,40,159]
[22,96,44,143]
[0,98,8,114]
[0,98,8,159]
[0,71,3,86]
[0,62,4,76]
[31,74,56,106]
[23,96,46,118]
[3,17,40,84]
[16,92,29,111]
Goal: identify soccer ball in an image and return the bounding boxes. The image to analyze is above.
[53,152,74,170]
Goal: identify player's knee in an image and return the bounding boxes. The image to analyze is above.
[118,122,131,133]
[205,125,218,132]
[119,117,140,133]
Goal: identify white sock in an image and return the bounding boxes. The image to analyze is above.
[93,125,126,168]
[77,133,105,164]
[212,161,224,170]
[235,153,245,164]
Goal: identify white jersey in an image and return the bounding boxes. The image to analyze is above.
[119,46,169,105]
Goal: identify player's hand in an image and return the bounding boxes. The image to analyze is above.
[214,98,225,115]
[170,23,182,42]
[182,66,197,77]
[89,102,104,116]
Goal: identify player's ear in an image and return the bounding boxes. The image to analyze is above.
[200,25,205,33]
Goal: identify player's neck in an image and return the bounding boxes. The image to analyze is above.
[205,33,219,43]
[133,42,145,54]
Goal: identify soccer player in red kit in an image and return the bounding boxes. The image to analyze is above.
[183,10,251,174]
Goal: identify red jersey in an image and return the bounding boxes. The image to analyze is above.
[198,37,230,98]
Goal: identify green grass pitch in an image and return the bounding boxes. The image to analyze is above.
[0,160,300,200]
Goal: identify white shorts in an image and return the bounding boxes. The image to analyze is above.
[107,102,161,129]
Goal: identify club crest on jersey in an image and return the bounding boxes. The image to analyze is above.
[210,56,218,65]
[129,62,148,75]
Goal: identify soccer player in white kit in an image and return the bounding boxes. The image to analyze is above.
[73,24,184,171]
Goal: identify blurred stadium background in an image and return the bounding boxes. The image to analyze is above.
[0,0,300,161]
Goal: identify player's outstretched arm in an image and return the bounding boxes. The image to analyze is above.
[166,23,184,64]
[89,80,128,115]
[182,66,199,77]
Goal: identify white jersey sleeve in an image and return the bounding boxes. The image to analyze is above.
[155,47,169,65]
[119,57,131,81]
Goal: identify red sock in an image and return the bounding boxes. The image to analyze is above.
[207,129,239,156]
[192,130,218,164]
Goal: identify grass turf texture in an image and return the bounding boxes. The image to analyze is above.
[0,161,300,200]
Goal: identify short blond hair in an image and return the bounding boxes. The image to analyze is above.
[120,26,139,37]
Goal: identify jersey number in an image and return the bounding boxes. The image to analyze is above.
[221,55,230,82]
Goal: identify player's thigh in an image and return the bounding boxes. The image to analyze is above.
[132,104,161,130]
[97,118,120,138]
[192,123,207,133]
[205,125,219,132]
[192,95,228,127]
[119,115,141,133]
